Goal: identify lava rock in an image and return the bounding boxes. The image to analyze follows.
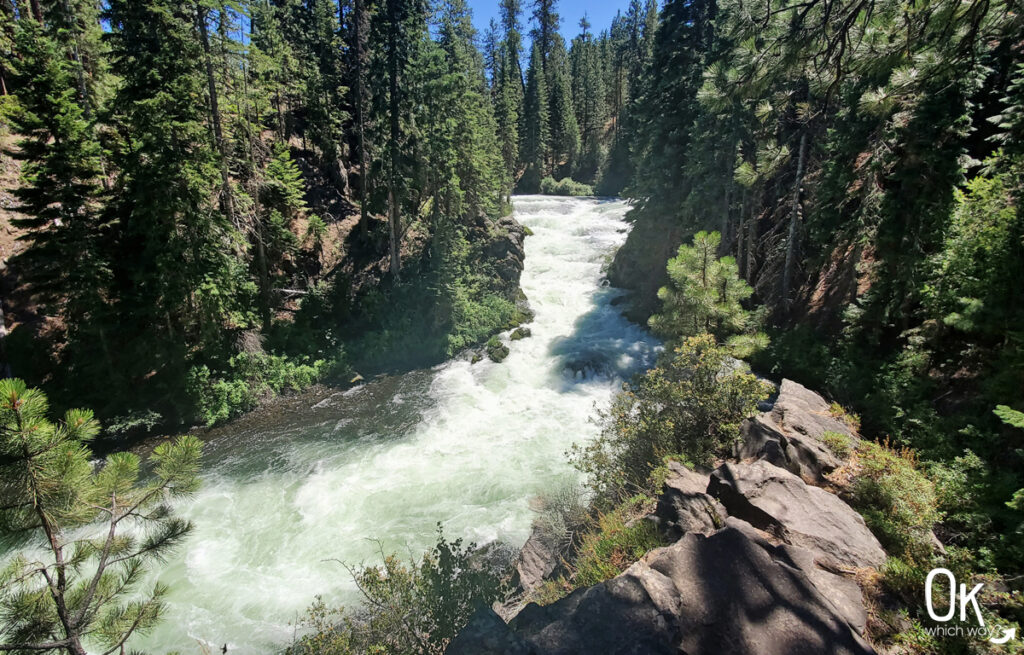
[653,462,726,540]
[708,460,886,570]
[737,379,859,483]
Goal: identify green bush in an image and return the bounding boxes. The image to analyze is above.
[539,176,594,196]
[822,430,854,458]
[572,334,770,500]
[849,441,940,561]
[186,351,335,426]
[286,529,510,655]
[571,497,663,588]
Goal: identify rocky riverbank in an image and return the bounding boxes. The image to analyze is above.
[449,380,907,655]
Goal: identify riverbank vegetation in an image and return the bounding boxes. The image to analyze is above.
[2,0,1024,650]
[0,0,525,433]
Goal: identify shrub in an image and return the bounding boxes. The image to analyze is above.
[533,484,591,560]
[849,440,940,561]
[539,176,594,196]
[287,529,510,655]
[186,352,335,426]
[571,497,663,587]
[829,401,862,432]
[822,430,854,458]
[571,335,771,500]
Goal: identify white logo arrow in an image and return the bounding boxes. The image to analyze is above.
[991,627,1016,644]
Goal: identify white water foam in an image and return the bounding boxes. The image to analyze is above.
[119,196,660,652]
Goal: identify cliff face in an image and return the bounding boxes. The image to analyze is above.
[447,380,897,655]
[607,210,685,324]
[606,208,873,332]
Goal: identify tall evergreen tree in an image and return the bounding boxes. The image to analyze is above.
[370,0,428,277]
[105,0,253,407]
[520,43,550,190]
[7,20,112,383]
[546,38,579,174]
[529,0,558,71]
[570,17,606,180]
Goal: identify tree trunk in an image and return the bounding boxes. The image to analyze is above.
[197,5,235,225]
[386,2,401,278]
[353,0,370,238]
[59,0,91,117]
[255,219,271,329]
[719,178,731,255]
[0,298,9,378]
[780,131,808,312]
[29,0,43,23]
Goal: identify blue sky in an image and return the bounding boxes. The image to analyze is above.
[466,0,634,46]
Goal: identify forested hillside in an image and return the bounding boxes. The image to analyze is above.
[0,0,538,431]
[2,0,1024,651]
[609,0,1024,578]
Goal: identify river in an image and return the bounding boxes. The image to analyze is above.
[126,195,658,651]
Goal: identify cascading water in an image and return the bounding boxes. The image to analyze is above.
[122,197,660,651]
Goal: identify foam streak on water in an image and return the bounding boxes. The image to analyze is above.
[135,196,658,652]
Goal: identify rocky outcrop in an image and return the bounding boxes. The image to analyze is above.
[738,379,858,483]
[453,526,874,655]
[652,462,726,540]
[708,460,886,570]
[516,525,564,592]
[481,215,528,300]
[606,212,684,323]
[448,378,888,655]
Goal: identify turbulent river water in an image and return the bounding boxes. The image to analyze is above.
[116,196,658,652]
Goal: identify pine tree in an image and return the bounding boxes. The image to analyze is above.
[105,0,253,399]
[7,20,113,380]
[348,0,372,236]
[498,0,525,95]
[529,0,558,71]
[649,231,766,356]
[434,0,504,217]
[547,38,579,174]
[482,17,500,85]
[570,17,606,180]
[494,0,524,183]
[520,43,550,190]
[371,0,428,277]
[0,379,202,655]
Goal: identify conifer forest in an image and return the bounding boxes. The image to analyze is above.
[0,0,1023,652]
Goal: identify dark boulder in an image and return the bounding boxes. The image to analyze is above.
[452,527,875,655]
[708,460,886,570]
[511,326,532,341]
[486,338,510,363]
[652,462,726,540]
[447,607,532,655]
[737,379,859,483]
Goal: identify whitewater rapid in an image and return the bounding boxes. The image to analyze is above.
[135,195,659,652]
